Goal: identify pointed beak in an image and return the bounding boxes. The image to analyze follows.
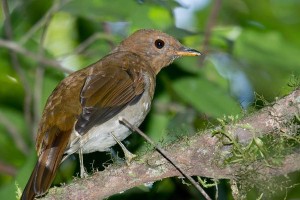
[176,46,202,57]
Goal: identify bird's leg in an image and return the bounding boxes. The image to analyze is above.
[79,148,88,178]
[110,132,136,165]
[75,132,88,178]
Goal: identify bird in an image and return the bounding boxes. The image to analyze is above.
[21,29,201,200]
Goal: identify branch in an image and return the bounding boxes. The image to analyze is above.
[0,160,17,176]
[202,0,222,54]
[19,0,71,45]
[42,89,300,199]
[0,39,73,74]
[58,32,116,58]
[120,118,212,200]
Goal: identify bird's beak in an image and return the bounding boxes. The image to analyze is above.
[176,46,202,57]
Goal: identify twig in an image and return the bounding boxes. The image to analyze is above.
[119,117,212,200]
[0,39,73,74]
[0,113,29,155]
[19,0,71,45]
[202,0,222,54]
[33,67,44,138]
[0,160,17,176]
[59,32,115,58]
[2,0,33,138]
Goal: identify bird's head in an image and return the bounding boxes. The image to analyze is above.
[112,29,201,74]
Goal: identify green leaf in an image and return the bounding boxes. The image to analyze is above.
[172,77,241,117]
[0,74,24,109]
[236,30,300,73]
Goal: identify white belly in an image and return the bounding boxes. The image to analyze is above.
[66,91,151,154]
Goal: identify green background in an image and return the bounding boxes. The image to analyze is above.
[0,0,299,199]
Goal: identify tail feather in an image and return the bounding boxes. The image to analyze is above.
[20,160,52,200]
[21,127,70,200]
[20,162,38,200]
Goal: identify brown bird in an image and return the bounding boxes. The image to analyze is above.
[21,29,201,200]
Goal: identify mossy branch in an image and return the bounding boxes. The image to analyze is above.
[42,89,300,199]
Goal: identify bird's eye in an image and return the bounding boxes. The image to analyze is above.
[154,39,165,49]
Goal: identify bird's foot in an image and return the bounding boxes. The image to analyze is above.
[80,166,88,178]
[123,148,137,166]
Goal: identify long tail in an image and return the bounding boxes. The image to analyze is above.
[21,128,70,200]
[20,160,49,200]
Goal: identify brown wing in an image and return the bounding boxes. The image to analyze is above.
[75,63,145,135]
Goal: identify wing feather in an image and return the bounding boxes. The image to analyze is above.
[75,65,145,135]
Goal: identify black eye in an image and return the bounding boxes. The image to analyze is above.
[155,39,165,49]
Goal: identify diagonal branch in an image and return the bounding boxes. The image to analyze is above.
[41,89,300,199]
[19,0,71,45]
[120,118,212,200]
[0,39,73,74]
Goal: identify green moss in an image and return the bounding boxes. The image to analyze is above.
[212,113,300,199]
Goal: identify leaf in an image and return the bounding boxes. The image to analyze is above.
[172,77,241,117]
[0,74,24,109]
[236,30,300,73]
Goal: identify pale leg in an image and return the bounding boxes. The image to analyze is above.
[110,132,136,165]
[79,148,88,178]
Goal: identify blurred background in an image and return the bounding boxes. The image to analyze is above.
[0,0,300,199]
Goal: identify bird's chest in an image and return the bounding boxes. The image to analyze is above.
[73,89,152,154]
